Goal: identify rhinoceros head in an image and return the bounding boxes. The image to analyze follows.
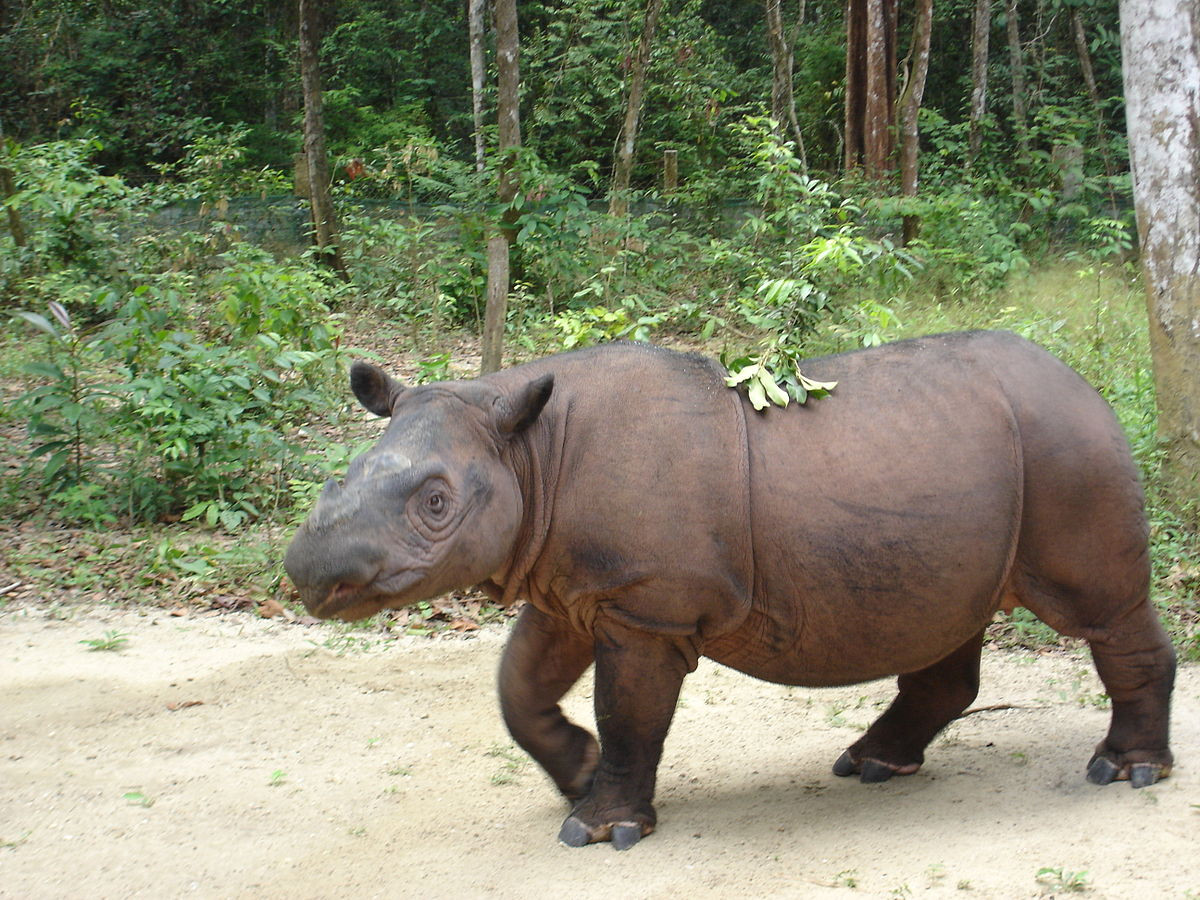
[284,361,553,621]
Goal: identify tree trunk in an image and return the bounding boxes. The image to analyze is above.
[298,0,347,279]
[609,0,664,218]
[480,0,522,374]
[966,0,991,170]
[844,0,896,178]
[469,0,487,174]
[766,0,808,174]
[0,118,26,249]
[1005,0,1028,159]
[1070,7,1119,214]
[897,0,933,245]
[1119,0,1200,490]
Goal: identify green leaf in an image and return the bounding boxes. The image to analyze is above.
[22,360,67,381]
[12,311,61,340]
[797,374,838,393]
[747,377,768,411]
[724,362,761,387]
[181,501,210,522]
[759,371,789,408]
[42,448,72,481]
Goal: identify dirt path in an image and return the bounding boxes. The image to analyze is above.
[1,604,1196,899]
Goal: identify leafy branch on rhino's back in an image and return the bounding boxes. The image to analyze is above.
[723,349,837,412]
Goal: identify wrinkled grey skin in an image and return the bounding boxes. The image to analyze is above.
[285,332,1175,851]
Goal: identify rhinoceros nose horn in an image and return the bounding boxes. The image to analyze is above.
[309,478,346,529]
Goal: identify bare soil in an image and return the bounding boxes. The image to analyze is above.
[1,603,1197,899]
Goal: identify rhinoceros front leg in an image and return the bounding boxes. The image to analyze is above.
[499,604,598,801]
[557,617,693,851]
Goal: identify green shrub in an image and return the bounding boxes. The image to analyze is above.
[13,250,344,529]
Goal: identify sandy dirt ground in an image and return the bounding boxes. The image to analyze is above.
[1,603,1196,900]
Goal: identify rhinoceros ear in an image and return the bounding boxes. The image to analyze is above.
[350,361,405,418]
[496,373,554,435]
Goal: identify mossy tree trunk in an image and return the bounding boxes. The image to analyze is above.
[1120,0,1200,494]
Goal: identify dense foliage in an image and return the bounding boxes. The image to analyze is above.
[0,1,1193,652]
[2,0,1127,200]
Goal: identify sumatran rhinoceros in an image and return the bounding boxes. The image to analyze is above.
[284,331,1175,850]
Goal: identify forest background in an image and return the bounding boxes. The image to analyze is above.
[0,0,1195,656]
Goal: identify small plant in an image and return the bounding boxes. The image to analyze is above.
[833,869,859,888]
[123,790,154,807]
[268,769,287,787]
[486,743,527,786]
[1036,867,1091,893]
[1,830,32,849]
[80,630,129,652]
[414,352,452,384]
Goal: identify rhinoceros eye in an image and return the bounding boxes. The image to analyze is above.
[412,480,453,533]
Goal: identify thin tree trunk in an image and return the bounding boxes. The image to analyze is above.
[480,0,521,374]
[1005,0,1029,159]
[469,0,487,174]
[844,0,896,177]
[1120,0,1200,489]
[0,118,26,249]
[766,0,808,173]
[897,0,933,245]
[1070,7,1119,214]
[609,0,664,218]
[966,0,991,170]
[298,0,347,279]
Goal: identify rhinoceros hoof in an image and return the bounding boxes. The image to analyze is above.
[557,816,653,850]
[1086,753,1170,788]
[832,750,920,783]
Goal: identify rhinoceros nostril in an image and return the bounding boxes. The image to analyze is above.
[327,582,360,603]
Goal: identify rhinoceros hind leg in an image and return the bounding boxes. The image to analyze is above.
[833,629,985,784]
[498,604,598,801]
[1082,608,1175,789]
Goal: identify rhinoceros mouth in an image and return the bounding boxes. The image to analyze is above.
[310,569,426,621]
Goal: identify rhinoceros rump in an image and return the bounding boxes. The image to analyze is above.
[284,331,1175,850]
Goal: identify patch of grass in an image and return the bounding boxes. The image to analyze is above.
[1036,867,1091,893]
[486,743,528,786]
[833,869,859,889]
[80,630,129,652]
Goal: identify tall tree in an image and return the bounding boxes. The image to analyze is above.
[469,0,488,174]
[298,0,347,279]
[1120,0,1200,489]
[844,0,896,177]
[609,0,664,218]
[1004,0,1028,159]
[0,118,26,249]
[897,0,933,245]
[966,0,991,169]
[480,0,522,374]
[1070,6,1118,213]
[765,0,809,173]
